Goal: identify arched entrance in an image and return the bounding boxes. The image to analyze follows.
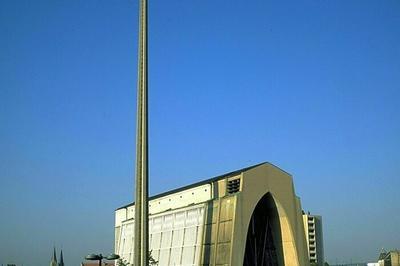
[243,193,283,266]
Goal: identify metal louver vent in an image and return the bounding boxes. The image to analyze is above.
[227,178,240,194]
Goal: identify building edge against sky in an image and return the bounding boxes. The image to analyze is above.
[115,162,311,265]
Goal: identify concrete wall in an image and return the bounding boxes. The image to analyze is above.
[230,163,309,266]
[115,163,309,266]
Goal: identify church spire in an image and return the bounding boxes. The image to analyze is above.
[59,250,64,266]
[50,247,58,266]
[53,247,57,261]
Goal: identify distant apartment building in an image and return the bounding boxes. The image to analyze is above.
[303,212,324,266]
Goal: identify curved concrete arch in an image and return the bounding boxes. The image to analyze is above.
[272,193,302,265]
[230,163,308,266]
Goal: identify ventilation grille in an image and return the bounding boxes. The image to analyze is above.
[227,178,240,194]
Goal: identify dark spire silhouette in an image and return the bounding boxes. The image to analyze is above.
[53,247,57,261]
[59,250,64,266]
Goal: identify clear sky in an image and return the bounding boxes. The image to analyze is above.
[1,0,399,265]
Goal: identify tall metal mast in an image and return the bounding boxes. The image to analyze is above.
[134,0,148,265]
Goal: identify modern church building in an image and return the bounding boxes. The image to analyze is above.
[115,162,309,265]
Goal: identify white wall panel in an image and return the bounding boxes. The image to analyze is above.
[117,204,205,266]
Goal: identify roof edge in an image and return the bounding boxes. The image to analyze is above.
[116,161,282,211]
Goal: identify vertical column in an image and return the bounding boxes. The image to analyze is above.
[134,0,149,265]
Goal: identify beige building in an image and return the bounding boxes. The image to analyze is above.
[302,213,324,266]
[115,162,309,265]
[378,250,400,266]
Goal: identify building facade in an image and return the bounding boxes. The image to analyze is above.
[115,162,309,265]
[378,250,400,266]
[302,213,324,266]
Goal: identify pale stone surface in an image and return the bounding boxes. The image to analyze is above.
[115,162,309,265]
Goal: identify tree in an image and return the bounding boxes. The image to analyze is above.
[115,251,158,266]
[116,258,129,266]
[148,250,158,266]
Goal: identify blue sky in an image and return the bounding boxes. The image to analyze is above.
[1,0,399,265]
